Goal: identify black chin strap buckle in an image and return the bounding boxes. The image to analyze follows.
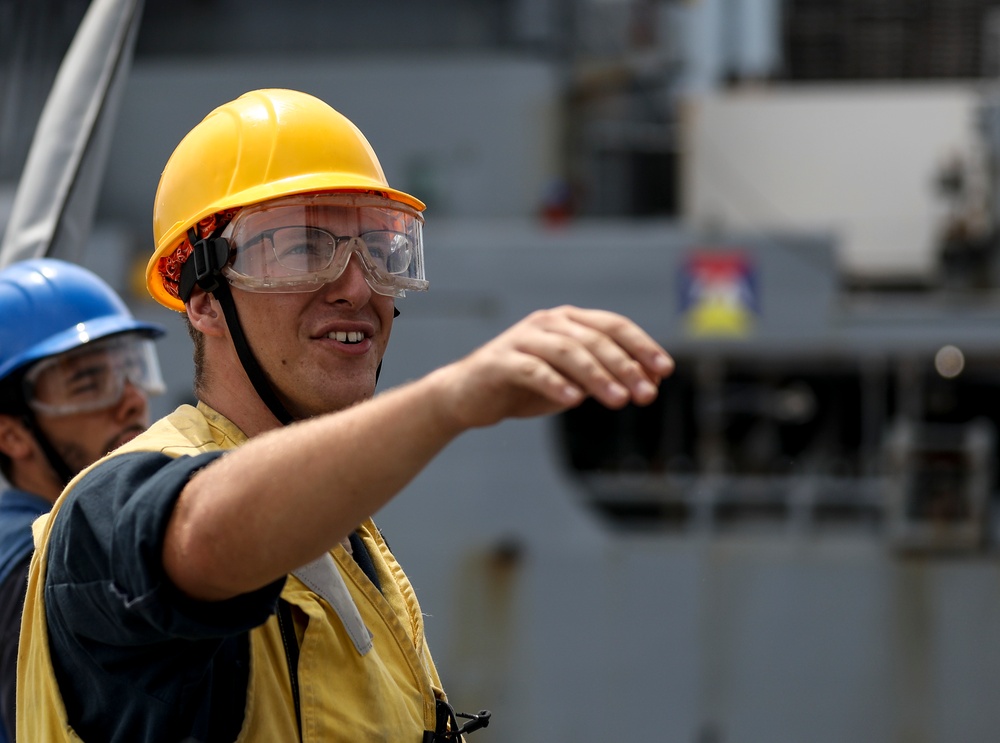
[456,710,491,736]
[424,700,491,741]
[179,227,230,301]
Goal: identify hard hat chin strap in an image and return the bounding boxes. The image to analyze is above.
[181,228,295,427]
[21,412,75,489]
[214,279,297,427]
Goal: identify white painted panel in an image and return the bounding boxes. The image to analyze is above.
[682,85,985,279]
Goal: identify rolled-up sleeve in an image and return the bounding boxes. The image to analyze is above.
[44,450,285,661]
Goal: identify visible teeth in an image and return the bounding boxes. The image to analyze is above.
[328,331,364,343]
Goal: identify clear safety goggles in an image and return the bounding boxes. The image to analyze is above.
[221,193,428,298]
[24,334,165,417]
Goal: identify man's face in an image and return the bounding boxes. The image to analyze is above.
[32,380,151,476]
[26,334,159,475]
[224,202,398,418]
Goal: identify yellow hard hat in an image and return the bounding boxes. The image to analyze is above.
[146,88,425,311]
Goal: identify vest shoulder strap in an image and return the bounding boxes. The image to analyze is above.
[291,552,373,655]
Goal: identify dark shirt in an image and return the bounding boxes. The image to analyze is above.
[0,490,49,588]
[44,451,284,743]
[0,560,28,743]
[0,488,51,743]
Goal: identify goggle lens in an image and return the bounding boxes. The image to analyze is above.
[25,335,165,417]
[265,227,413,277]
[222,193,427,297]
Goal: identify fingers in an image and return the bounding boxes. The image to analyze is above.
[516,306,674,409]
[560,306,674,379]
[441,306,673,430]
[509,353,588,410]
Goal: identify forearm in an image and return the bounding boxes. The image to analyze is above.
[164,305,673,602]
[164,367,462,601]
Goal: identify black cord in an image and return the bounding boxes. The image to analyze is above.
[276,599,303,741]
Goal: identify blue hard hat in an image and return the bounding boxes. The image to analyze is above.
[0,258,165,383]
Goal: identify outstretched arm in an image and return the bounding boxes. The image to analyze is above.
[163,305,673,601]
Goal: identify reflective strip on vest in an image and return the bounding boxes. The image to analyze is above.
[292,552,373,655]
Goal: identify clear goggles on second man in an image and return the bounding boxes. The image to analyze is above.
[221,192,428,298]
[24,333,165,417]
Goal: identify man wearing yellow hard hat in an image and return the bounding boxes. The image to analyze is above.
[17,88,673,741]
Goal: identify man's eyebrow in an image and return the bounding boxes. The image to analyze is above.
[64,357,107,384]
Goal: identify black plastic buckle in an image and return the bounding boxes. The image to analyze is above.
[424,699,491,741]
[456,709,491,736]
[179,227,230,301]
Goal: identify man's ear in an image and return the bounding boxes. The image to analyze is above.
[185,288,226,337]
[0,414,33,462]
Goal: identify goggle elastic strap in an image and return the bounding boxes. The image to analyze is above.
[183,227,295,427]
[179,229,231,303]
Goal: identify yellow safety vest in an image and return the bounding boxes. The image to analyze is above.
[17,403,449,741]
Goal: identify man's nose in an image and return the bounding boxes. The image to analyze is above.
[322,251,373,306]
[113,378,149,422]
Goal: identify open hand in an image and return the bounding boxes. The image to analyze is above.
[434,305,674,429]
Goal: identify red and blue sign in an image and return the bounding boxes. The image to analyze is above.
[679,250,758,336]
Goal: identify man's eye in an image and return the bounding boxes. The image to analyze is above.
[272,229,334,266]
[122,356,145,377]
[67,369,106,397]
[279,241,321,256]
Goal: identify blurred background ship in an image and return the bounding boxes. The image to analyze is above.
[5,1,1000,741]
